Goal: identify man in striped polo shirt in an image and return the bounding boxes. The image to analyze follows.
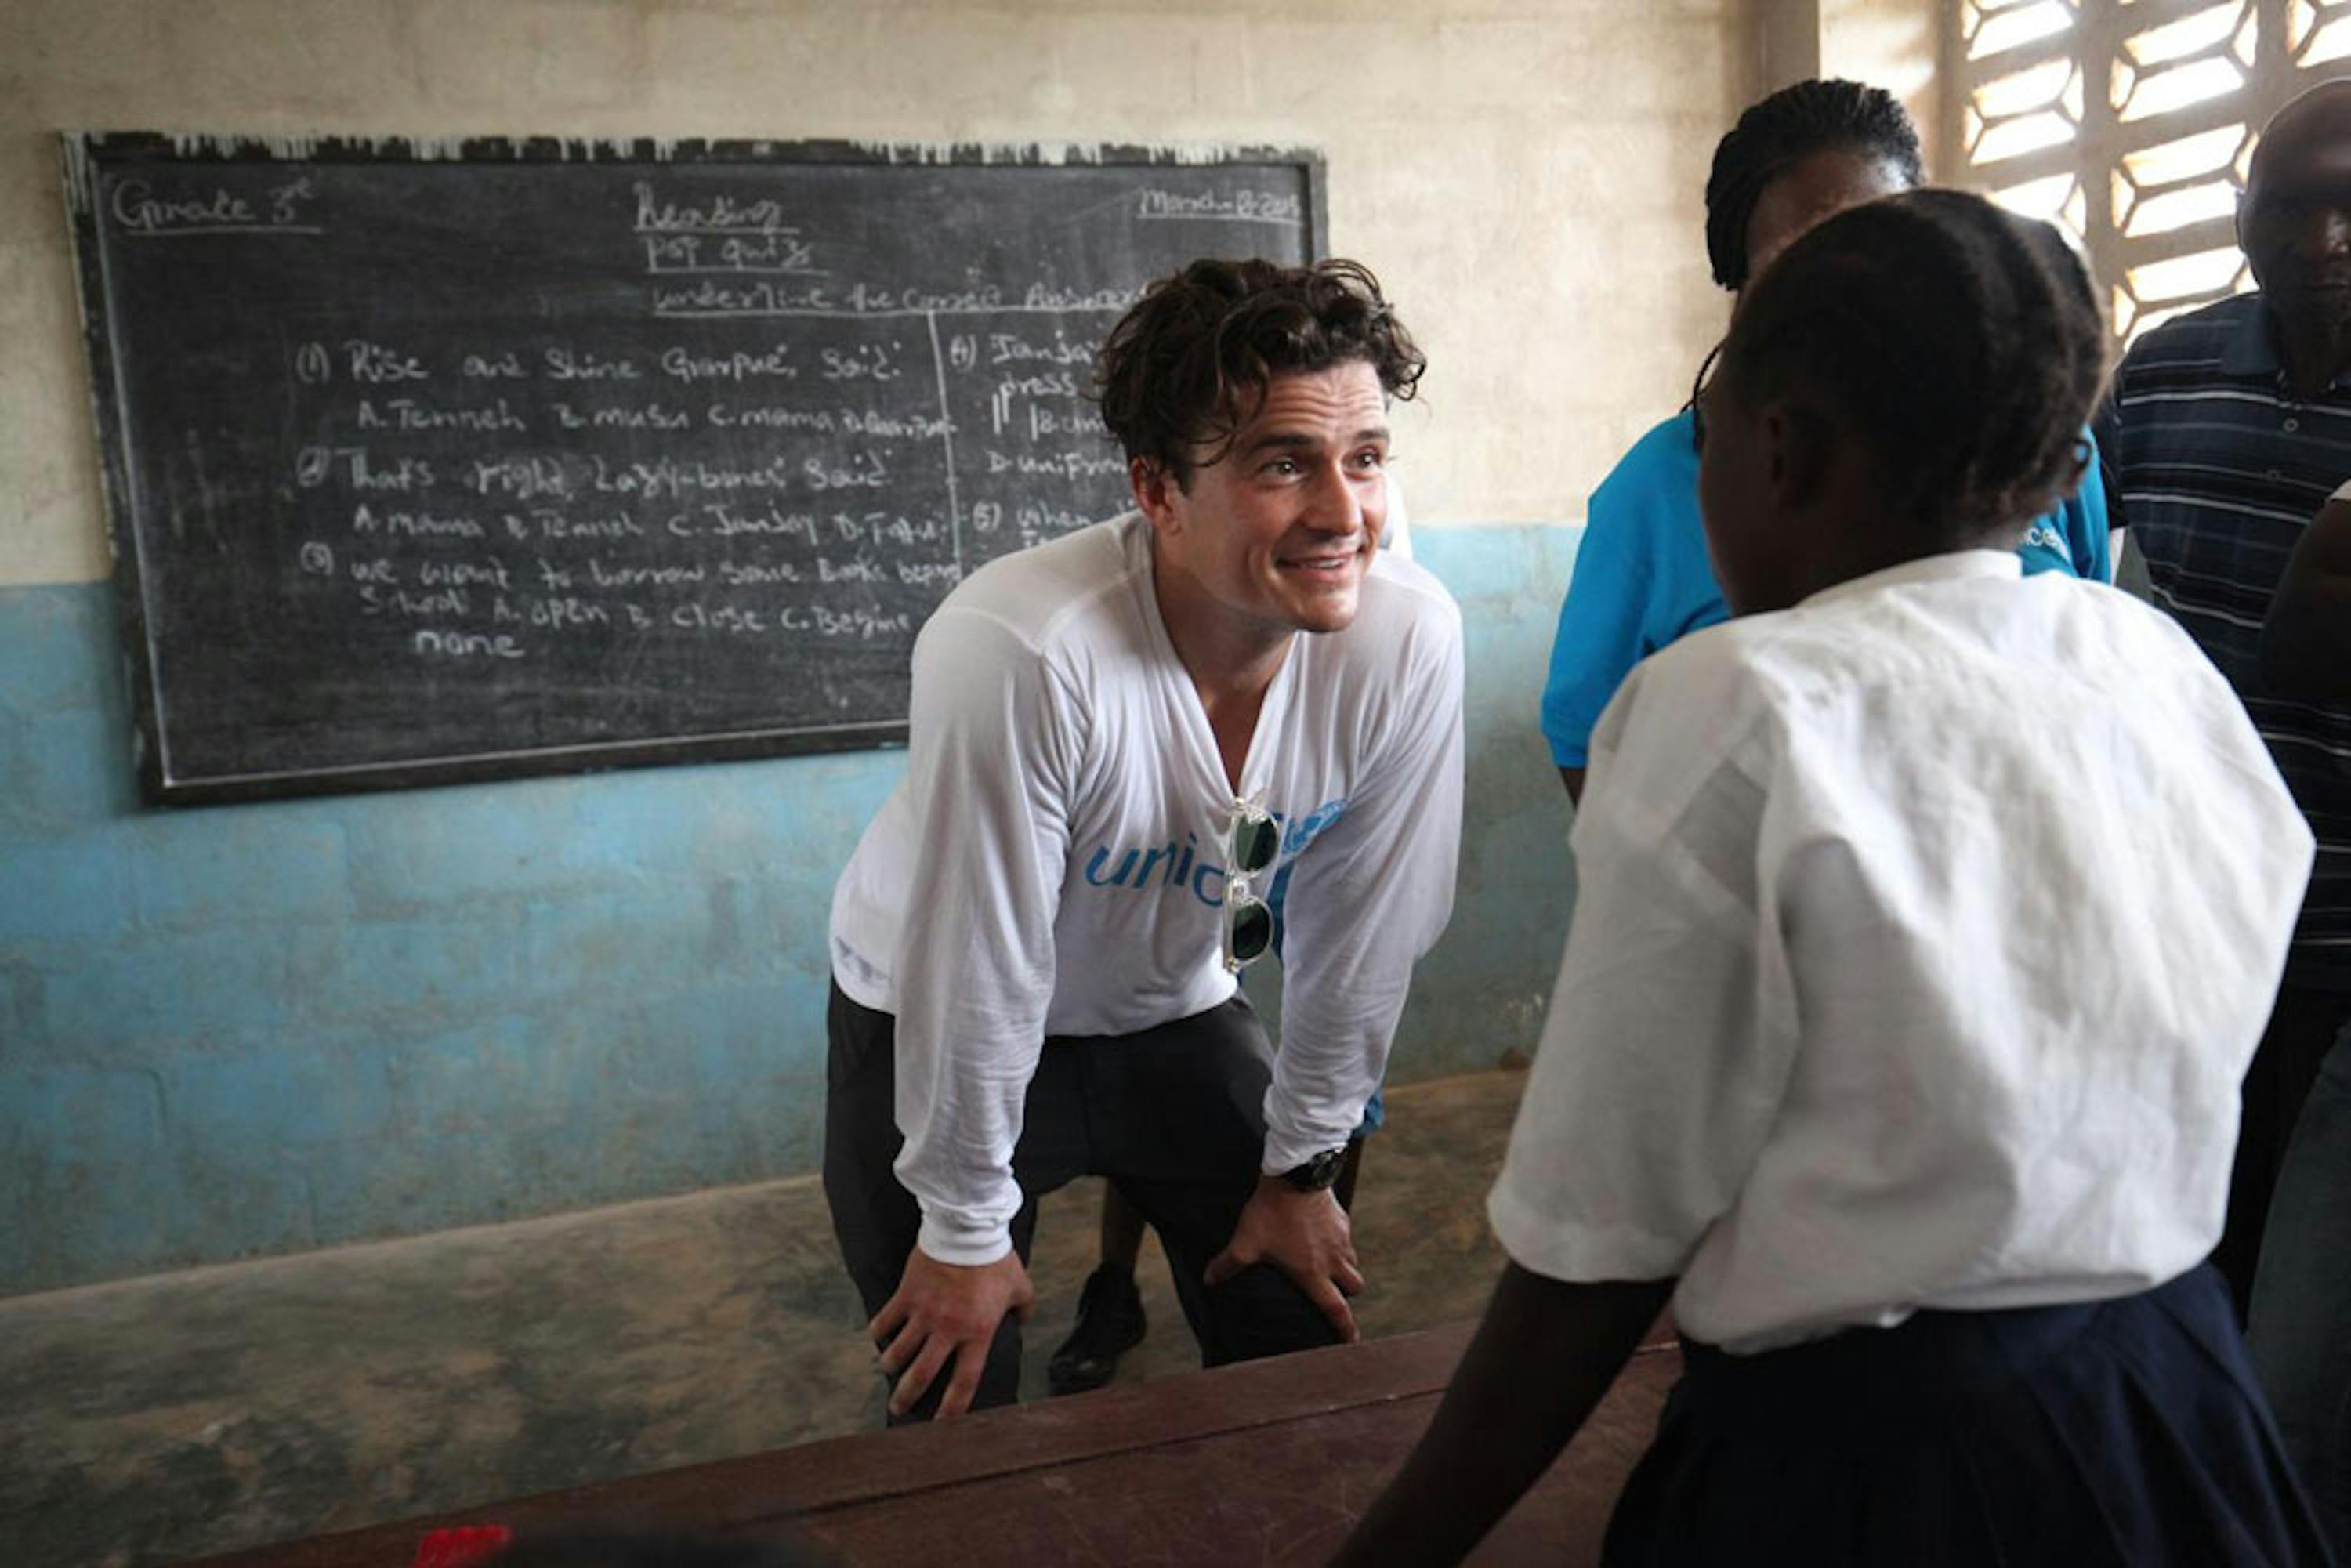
[2103,78,2351,1328]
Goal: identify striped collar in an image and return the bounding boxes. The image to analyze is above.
[2218,291,2282,378]
[2213,289,2351,396]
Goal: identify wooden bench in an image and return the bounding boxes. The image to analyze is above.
[195,1323,1680,1566]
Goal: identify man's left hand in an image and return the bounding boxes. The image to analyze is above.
[1204,1175,1364,1342]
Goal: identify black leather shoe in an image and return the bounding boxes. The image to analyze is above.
[1046,1264,1147,1396]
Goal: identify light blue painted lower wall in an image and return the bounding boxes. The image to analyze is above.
[0,522,1583,1295]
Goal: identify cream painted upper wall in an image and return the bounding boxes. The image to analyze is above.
[1820,0,1943,174]
[0,0,1754,587]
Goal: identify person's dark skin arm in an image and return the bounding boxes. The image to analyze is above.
[1333,1266,1674,1566]
[2092,394,2125,536]
[1559,765,1585,804]
[2262,497,2351,701]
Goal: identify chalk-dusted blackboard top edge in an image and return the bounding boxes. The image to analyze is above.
[59,132,1327,219]
[63,130,1326,169]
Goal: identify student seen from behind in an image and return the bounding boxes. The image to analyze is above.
[1340,190,2324,1566]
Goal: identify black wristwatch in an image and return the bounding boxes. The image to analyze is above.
[1277,1146,1347,1193]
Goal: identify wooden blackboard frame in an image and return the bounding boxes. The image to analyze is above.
[61,133,1330,806]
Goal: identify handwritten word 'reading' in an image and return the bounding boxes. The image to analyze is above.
[633,182,795,236]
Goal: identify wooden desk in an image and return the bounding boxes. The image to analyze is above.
[197,1324,1680,1566]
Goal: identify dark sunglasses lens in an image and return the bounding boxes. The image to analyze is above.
[1228,901,1274,965]
[1232,816,1279,875]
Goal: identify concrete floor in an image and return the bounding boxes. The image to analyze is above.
[0,1067,1527,1567]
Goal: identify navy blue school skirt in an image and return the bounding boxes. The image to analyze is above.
[1603,1265,2332,1566]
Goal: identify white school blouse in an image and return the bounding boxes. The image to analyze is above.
[831,514,1465,1266]
[1491,551,2313,1353]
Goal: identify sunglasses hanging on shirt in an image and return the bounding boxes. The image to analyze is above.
[1221,795,1281,973]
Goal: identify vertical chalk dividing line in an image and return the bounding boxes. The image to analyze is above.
[926,309,964,581]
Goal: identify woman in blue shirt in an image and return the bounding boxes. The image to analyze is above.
[1542,79,2110,801]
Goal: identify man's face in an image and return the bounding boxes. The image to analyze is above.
[2241,93,2351,354]
[1138,360,1391,638]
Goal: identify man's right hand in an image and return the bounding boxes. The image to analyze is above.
[1204,1175,1364,1344]
[869,1246,1035,1419]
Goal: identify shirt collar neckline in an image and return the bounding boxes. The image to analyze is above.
[1124,512,1298,802]
[1798,549,2021,611]
[2222,292,2351,394]
[2221,292,2283,378]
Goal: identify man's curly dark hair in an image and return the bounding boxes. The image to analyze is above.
[1092,258,1425,487]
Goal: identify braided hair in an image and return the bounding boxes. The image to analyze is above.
[1715,188,2107,546]
[1704,79,1925,292]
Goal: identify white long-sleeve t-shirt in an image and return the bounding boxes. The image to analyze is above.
[830,513,1465,1265]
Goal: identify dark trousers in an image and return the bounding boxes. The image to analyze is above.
[821,981,1341,1421]
[1606,1266,2331,1566]
[2252,1021,2351,1560]
[2217,980,2351,1318]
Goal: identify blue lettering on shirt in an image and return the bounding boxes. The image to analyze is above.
[1076,798,1349,909]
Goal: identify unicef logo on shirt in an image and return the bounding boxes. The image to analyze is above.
[1080,798,1349,907]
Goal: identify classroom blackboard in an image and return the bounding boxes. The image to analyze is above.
[62,134,1324,804]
